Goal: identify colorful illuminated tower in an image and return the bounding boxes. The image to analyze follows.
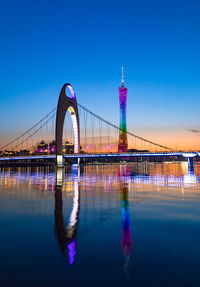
[118,66,128,152]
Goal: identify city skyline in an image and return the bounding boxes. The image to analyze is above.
[0,0,200,150]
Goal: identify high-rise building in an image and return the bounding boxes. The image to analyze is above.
[118,67,128,152]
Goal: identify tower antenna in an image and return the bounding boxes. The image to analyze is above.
[122,66,124,87]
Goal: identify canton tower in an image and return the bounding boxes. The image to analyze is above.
[118,67,128,152]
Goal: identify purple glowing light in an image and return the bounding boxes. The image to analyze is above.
[67,238,76,265]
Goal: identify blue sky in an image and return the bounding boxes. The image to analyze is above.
[0,0,200,148]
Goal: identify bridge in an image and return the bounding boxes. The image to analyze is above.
[0,83,199,170]
[0,152,198,170]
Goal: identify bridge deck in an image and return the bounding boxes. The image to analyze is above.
[0,152,199,162]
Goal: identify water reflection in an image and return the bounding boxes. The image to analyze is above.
[54,168,80,265]
[0,164,200,287]
[1,163,200,193]
[183,169,197,184]
[119,165,132,279]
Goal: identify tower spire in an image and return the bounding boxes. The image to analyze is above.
[122,66,124,87]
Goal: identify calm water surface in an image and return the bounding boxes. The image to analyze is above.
[0,163,200,287]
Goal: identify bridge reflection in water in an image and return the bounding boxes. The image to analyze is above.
[52,163,199,273]
[54,165,134,273]
[54,168,80,265]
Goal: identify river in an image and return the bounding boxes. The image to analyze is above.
[0,162,200,287]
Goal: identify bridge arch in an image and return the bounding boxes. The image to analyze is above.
[56,84,80,166]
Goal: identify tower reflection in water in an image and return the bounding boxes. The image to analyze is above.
[54,168,80,265]
[119,165,132,279]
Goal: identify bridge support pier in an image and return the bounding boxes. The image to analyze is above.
[187,157,194,172]
[183,153,197,172]
[73,157,80,168]
[72,158,80,175]
[57,155,64,168]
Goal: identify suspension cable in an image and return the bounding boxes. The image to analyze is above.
[12,112,56,150]
[1,102,174,152]
[0,108,56,150]
[78,103,174,151]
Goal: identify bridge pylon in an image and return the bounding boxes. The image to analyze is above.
[56,84,80,167]
[183,153,197,172]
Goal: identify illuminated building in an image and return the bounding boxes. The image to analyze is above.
[36,140,56,154]
[63,141,74,154]
[118,67,128,152]
[35,140,78,155]
[36,141,48,154]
